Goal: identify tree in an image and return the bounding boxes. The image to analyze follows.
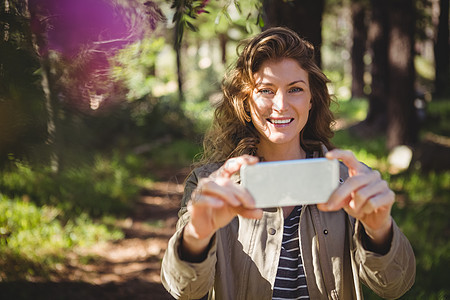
[350,0,368,99]
[262,0,325,67]
[0,0,47,166]
[386,0,418,148]
[434,0,449,98]
[353,0,390,136]
[27,0,61,171]
[0,0,164,168]
[352,0,418,149]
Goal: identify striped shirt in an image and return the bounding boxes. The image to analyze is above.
[272,206,309,300]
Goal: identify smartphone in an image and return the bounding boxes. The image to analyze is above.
[241,158,339,208]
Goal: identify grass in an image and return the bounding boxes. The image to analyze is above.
[0,151,147,280]
[0,195,124,280]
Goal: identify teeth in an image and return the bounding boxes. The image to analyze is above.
[271,119,292,124]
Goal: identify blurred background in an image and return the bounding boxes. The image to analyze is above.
[0,0,448,299]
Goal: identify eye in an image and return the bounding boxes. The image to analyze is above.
[258,89,274,95]
[289,87,304,93]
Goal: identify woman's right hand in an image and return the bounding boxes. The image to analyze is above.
[181,155,263,260]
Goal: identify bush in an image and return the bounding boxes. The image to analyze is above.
[0,152,143,218]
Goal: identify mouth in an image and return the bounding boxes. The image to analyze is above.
[267,118,294,125]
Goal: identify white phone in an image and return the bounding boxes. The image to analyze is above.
[241,158,339,208]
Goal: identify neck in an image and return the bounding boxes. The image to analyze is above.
[257,143,306,161]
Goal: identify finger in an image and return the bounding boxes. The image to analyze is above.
[214,155,259,179]
[233,206,263,219]
[320,172,378,211]
[350,174,386,213]
[326,149,369,175]
[214,178,257,208]
[188,193,225,209]
[360,189,395,215]
[196,178,239,206]
[198,179,255,208]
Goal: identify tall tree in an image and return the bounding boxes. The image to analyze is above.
[262,0,325,67]
[28,0,61,172]
[365,0,389,133]
[386,0,418,148]
[434,0,449,98]
[350,0,389,137]
[350,0,368,99]
[351,0,418,149]
[0,0,47,165]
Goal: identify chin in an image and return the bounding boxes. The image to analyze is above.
[267,135,298,145]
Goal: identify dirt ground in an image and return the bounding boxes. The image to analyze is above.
[0,168,190,300]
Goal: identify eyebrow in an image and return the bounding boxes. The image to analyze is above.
[288,80,307,86]
[255,80,307,87]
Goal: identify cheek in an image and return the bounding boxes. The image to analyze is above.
[249,95,271,115]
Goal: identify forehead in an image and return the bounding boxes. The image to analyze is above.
[253,58,309,84]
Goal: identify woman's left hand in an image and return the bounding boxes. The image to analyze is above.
[317,149,394,250]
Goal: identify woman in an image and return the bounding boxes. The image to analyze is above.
[161,27,415,299]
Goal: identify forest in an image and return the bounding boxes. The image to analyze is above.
[0,0,449,299]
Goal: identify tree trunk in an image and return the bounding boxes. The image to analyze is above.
[386,0,418,149]
[350,0,389,137]
[350,0,367,99]
[219,33,227,65]
[175,27,184,103]
[262,0,324,67]
[434,0,449,98]
[28,0,60,172]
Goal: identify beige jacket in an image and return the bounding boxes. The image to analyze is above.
[161,161,415,300]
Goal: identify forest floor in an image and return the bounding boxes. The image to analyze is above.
[1,167,190,300]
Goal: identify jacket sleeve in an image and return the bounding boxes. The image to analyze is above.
[353,219,416,299]
[160,168,218,299]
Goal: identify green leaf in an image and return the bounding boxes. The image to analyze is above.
[258,14,265,27]
[234,0,242,14]
[223,9,232,23]
[186,21,198,32]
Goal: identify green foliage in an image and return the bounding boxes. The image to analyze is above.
[391,170,450,299]
[333,130,389,170]
[0,195,123,280]
[170,0,262,49]
[423,99,450,136]
[332,100,450,299]
[0,150,148,280]
[0,1,47,164]
[363,169,450,299]
[331,98,369,123]
[0,153,143,217]
[182,92,215,133]
[149,139,202,168]
[112,37,168,101]
[334,133,450,298]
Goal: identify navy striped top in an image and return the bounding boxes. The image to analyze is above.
[272,206,309,299]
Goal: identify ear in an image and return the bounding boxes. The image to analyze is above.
[244,99,252,112]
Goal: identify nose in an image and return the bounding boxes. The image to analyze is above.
[272,91,289,112]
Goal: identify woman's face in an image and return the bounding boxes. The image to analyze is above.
[249,58,312,154]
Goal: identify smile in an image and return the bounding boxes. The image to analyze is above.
[267,118,293,125]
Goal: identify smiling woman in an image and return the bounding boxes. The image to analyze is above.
[249,59,312,161]
[161,27,416,300]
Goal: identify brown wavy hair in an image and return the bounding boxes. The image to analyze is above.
[200,27,335,164]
